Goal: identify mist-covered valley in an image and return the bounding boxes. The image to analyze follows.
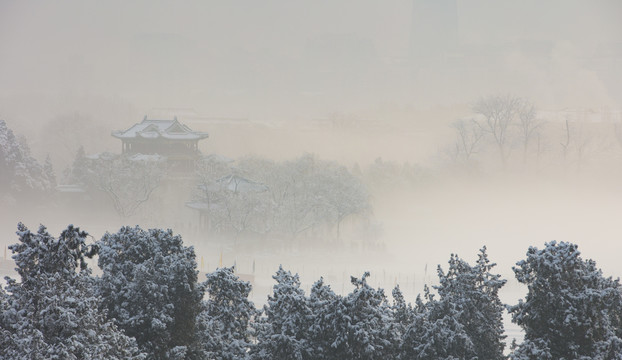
[2,1,622,358]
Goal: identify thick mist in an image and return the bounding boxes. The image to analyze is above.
[2,0,622,346]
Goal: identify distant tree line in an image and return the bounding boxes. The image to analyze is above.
[192,154,370,240]
[61,150,371,240]
[2,224,621,359]
[447,94,618,174]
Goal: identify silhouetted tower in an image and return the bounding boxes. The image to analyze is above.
[409,0,458,67]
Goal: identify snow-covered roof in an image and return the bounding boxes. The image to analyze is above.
[216,174,268,193]
[112,117,209,141]
[198,174,268,194]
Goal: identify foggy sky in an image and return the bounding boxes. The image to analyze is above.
[1,0,621,128]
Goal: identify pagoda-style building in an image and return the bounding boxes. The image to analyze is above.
[112,116,209,172]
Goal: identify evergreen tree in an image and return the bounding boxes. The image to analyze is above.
[391,285,414,343]
[199,266,257,360]
[0,284,13,353]
[0,119,19,192]
[252,266,312,360]
[13,134,53,195]
[0,120,56,200]
[509,241,622,359]
[300,273,399,360]
[400,248,506,360]
[434,247,507,359]
[96,226,204,359]
[0,223,143,359]
[401,286,477,360]
[306,277,344,360]
[332,272,398,360]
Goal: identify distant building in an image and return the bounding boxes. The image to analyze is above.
[112,116,209,173]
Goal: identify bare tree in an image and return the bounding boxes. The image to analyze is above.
[87,153,166,219]
[451,118,484,162]
[534,133,546,171]
[473,95,522,166]
[516,99,541,163]
[223,187,270,240]
[560,118,592,172]
[560,119,571,162]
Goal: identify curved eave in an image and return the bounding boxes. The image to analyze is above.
[111,132,209,140]
[111,131,125,139]
[159,133,209,140]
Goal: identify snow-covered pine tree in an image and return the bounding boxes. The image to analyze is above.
[306,277,344,360]
[14,134,52,195]
[0,120,56,201]
[434,247,507,359]
[0,120,19,193]
[509,241,622,359]
[401,248,505,360]
[0,223,143,359]
[251,265,312,360]
[400,285,477,360]
[0,283,14,354]
[391,284,414,343]
[331,272,398,360]
[0,122,11,192]
[198,266,257,360]
[96,226,204,360]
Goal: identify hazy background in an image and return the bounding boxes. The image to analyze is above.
[2,0,622,342]
[2,1,621,163]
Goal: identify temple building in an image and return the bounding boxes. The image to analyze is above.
[112,116,209,173]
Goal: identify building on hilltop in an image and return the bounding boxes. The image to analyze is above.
[112,116,209,173]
